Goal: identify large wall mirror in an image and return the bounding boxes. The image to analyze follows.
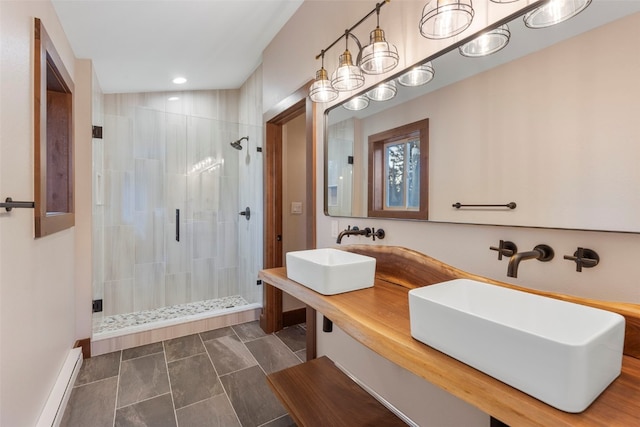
[325,2,640,233]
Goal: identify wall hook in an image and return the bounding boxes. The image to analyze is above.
[239,207,250,221]
[563,247,599,272]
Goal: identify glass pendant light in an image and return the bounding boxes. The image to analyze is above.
[419,0,475,40]
[366,81,397,102]
[360,4,399,75]
[331,34,365,92]
[309,53,339,103]
[343,95,369,111]
[397,62,435,87]
[524,0,592,29]
[459,24,510,57]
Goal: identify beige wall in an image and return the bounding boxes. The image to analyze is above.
[282,114,308,257]
[0,1,91,425]
[282,114,307,312]
[75,58,95,340]
[263,3,640,425]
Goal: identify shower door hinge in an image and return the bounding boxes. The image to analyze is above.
[256,147,262,152]
[92,125,103,139]
[92,299,103,313]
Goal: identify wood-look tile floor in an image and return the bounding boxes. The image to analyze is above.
[61,321,307,427]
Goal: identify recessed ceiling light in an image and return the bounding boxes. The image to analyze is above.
[172,77,187,84]
[168,96,180,101]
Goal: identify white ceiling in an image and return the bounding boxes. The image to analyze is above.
[52,0,304,94]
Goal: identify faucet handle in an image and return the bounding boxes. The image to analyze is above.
[563,247,600,272]
[372,228,385,241]
[490,240,518,260]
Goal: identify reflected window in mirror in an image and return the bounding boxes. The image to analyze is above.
[327,118,356,216]
[385,138,421,210]
[368,119,428,220]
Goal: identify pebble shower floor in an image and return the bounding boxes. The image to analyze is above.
[93,296,250,336]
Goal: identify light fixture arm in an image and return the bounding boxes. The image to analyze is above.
[346,31,363,65]
[314,0,390,60]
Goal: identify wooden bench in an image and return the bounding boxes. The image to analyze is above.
[267,356,406,426]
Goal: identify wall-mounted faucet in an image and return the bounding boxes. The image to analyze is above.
[336,226,369,244]
[336,226,385,244]
[507,244,554,278]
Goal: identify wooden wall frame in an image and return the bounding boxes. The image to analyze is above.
[368,119,429,220]
[261,81,316,351]
[34,18,75,237]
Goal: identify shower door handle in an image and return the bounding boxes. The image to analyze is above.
[175,209,180,242]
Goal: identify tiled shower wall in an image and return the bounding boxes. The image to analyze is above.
[237,69,264,307]
[93,90,262,319]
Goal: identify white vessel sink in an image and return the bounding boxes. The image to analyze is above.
[286,248,376,295]
[408,279,625,412]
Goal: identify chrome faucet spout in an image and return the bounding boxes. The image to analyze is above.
[507,244,554,278]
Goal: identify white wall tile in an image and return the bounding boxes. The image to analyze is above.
[191,258,217,301]
[134,107,166,160]
[104,115,133,171]
[133,263,166,311]
[104,279,134,316]
[134,209,165,264]
[104,225,135,281]
[165,272,191,307]
[104,170,134,226]
[134,159,164,212]
[165,222,190,275]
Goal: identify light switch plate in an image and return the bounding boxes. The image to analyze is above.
[291,201,303,214]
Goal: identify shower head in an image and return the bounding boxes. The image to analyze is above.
[230,136,249,150]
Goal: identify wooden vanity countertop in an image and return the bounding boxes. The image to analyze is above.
[259,247,640,426]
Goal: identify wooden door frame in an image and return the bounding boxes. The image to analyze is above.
[261,81,317,339]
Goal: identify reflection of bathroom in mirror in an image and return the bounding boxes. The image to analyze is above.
[325,5,640,233]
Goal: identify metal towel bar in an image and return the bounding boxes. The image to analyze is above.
[452,202,516,210]
[1,197,35,212]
